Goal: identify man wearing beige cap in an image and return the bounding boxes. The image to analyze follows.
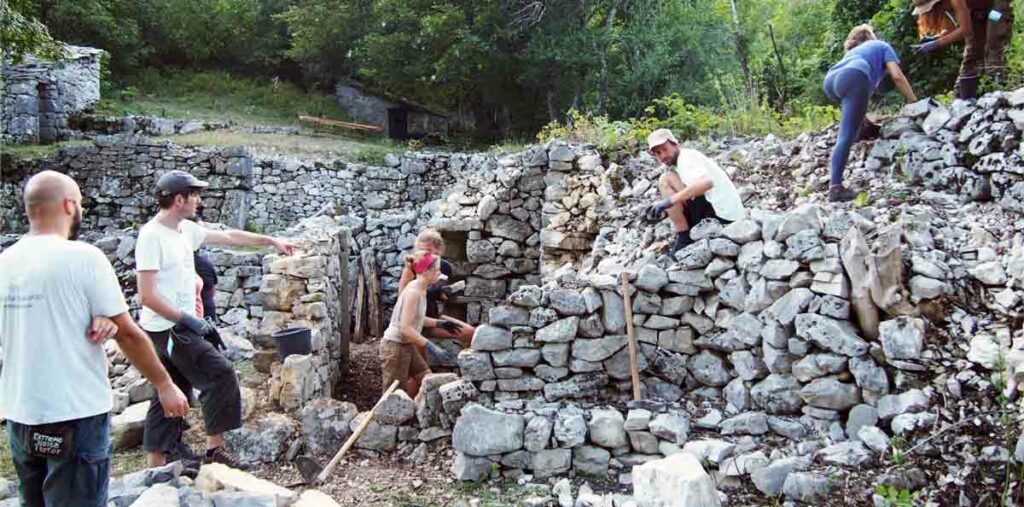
[643,129,745,252]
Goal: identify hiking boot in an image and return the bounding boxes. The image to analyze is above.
[671,231,693,254]
[828,185,858,203]
[204,446,251,470]
[167,442,202,470]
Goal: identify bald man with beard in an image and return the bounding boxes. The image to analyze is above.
[0,171,188,507]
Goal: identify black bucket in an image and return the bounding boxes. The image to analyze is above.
[273,327,312,360]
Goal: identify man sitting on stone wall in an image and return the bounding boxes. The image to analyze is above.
[135,170,296,469]
[643,128,746,252]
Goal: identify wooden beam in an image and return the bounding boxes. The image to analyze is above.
[620,273,642,401]
[298,115,383,133]
[361,250,383,338]
[353,265,366,343]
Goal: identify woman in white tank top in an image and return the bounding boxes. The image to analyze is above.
[379,250,456,398]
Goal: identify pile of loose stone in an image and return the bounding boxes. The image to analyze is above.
[439,90,1024,505]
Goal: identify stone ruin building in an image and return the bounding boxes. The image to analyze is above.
[1,45,103,144]
[4,88,1024,505]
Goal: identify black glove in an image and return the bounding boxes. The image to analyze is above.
[178,313,213,336]
[643,198,672,224]
[425,341,456,364]
[203,323,227,351]
[437,320,464,335]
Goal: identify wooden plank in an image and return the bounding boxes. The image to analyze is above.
[620,273,642,401]
[361,250,383,338]
[298,115,383,132]
[337,229,352,377]
[353,265,366,343]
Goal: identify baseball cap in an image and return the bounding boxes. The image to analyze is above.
[647,128,679,151]
[911,0,940,15]
[156,170,209,196]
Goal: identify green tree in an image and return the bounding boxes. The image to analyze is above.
[0,0,63,63]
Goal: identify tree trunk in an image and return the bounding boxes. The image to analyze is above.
[596,1,620,115]
[728,0,753,96]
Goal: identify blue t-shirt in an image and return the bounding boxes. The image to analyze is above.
[827,40,900,90]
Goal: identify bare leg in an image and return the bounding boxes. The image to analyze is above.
[206,433,224,451]
[147,451,166,467]
[658,172,690,232]
[405,371,429,398]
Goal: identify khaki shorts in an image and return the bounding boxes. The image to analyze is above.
[379,340,429,392]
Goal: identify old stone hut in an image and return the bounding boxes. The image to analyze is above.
[335,80,449,140]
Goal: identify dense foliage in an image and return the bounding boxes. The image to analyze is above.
[6,0,1024,139]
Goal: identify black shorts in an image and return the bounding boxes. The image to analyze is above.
[142,325,242,453]
[684,195,727,228]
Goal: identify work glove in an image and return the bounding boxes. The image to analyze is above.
[643,198,672,224]
[203,323,227,352]
[437,320,464,335]
[178,313,213,336]
[425,341,456,364]
[912,40,940,54]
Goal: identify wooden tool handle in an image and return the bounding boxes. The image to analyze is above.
[316,380,400,483]
[620,273,642,401]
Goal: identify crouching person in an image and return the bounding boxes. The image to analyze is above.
[642,129,746,252]
[398,229,474,354]
[381,250,456,398]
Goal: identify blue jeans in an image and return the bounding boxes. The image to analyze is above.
[824,66,872,186]
[7,413,110,507]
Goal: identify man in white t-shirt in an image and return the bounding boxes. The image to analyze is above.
[642,128,746,252]
[0,171,188,507]
[136,170,296,469]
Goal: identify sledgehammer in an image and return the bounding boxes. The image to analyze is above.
[295,379,400,485]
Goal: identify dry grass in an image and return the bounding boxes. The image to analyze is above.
[160,128,402,163]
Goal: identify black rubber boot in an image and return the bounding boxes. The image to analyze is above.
[955,75,979,100]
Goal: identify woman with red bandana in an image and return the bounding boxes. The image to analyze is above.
[379,250,455,397]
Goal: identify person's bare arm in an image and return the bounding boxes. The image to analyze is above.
[668,176,714,206]
[397,266,414,294]
[203,229,296,255]
[86,316,118,343]
[138,270,185,322]
[109,313,189,417]
[886,62,918,102]
[938,0,971,46]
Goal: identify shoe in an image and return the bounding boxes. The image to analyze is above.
[671,231,693,253]
[828,185,858,203]
[166,441,202,470]
[204,446,251,470]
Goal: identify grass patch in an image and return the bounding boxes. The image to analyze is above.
[98,69,354,127]
[110,449,147,478]
[234,360,258,379]
[0,140,92,160]
[160,128,400,160]
[0,427,17,481]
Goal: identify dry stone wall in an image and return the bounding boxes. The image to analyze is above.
[0,137,253,232]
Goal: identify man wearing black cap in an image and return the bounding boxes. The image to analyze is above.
[135,170,296,468]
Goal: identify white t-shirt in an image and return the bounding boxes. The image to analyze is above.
[0,235,128,425]
[135,219,207,332]
[676,148,746,222]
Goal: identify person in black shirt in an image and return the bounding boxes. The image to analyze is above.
[194,251,217,320]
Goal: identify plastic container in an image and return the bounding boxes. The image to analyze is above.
[273,327,312,360]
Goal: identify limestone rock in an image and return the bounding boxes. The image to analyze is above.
[632,453,722,507]
[452,404,525,456]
